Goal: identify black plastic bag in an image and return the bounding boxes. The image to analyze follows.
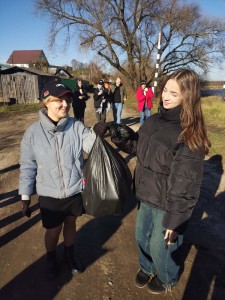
[109,123,137,143]
[82,135,132,217]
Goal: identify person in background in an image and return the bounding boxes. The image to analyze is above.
[136,80,154,126]
[72,79,89,123]
[93,79,109,122]
[104,81,113,113]
[19,80,106,280]
[108,69,210,294]
[111,77,127,124]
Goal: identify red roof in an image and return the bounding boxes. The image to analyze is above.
[7,50,49,64]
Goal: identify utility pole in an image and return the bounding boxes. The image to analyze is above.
[152,29,162,96]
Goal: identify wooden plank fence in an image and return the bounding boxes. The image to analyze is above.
[0,73,39,104]
[0,73,57,104]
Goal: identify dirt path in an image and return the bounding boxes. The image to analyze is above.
[0,97,225,300]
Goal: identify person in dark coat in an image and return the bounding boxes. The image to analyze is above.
[110,77,127,124]
[93,79,109,122]
[72,79,89,123]
[108,69,211,294]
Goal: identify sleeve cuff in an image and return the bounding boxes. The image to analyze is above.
[21,195,31,201]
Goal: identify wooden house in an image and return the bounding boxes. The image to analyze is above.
[0,66,57,104]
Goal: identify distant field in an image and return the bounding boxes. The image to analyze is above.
[202,81,224,89]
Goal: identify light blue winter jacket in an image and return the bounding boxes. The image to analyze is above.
[19,108,96,199]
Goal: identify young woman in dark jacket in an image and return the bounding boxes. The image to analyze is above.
[93,80,109,122]
[72,79,89,123]
[109,69,210,294]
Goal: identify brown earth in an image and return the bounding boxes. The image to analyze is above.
[0,97,225,300]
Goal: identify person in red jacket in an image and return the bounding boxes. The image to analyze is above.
[136,80,154,126]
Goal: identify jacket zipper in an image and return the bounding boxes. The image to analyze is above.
[55,133,66,198]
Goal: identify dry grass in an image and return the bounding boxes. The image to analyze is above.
[127,95,225,161]
[201,96,225,160]
[0,103,40,113]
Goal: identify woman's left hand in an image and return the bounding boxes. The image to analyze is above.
[164,229,178,245]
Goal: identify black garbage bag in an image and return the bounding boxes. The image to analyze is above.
[82,135,132,217]
[109,123,138,143]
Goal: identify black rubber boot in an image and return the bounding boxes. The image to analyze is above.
[46,251,60,280]
[64,245,84,275]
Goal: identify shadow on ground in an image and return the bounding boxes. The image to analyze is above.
[181,154,225,299]
[0,194,138,299]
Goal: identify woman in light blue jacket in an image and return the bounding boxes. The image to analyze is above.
[19,80,103,280]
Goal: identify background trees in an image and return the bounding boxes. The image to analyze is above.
[35,0,225,91]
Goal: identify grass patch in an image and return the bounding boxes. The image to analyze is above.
[201,96,225,159]
[127,95,225,160]
[0,103,40,114]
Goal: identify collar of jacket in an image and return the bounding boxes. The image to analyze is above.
[39,108,69,132]
[158,105,182,123]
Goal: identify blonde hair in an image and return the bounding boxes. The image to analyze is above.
[41,95,72,107]
[40,95,58,107]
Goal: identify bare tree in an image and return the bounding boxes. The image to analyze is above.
[87,58,106,83]
[71,59,85,70]
[34,0,225,91]
[156,1,225,75]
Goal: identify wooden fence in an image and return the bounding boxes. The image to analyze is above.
[0,73,56,104]
[0,73,40,104]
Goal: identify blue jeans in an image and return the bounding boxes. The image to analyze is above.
[112,103,123,124]
[140,104,151,126]
[135,202,183,285]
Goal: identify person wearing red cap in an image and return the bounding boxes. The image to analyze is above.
[19,80,107,280]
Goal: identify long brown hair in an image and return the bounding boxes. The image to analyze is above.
[160,69,210,154]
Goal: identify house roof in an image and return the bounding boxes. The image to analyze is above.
[6,50,49,65]
[0,66,53,76]
[55,68,74,78]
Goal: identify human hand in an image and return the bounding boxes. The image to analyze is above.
[93,122,109,137]
[164,229,178,245]
[109,123,137,142]
[21,200,31,218]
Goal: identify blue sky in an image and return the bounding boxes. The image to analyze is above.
[1,0,225,80]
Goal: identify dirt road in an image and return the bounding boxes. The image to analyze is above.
[0,97,225,300]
